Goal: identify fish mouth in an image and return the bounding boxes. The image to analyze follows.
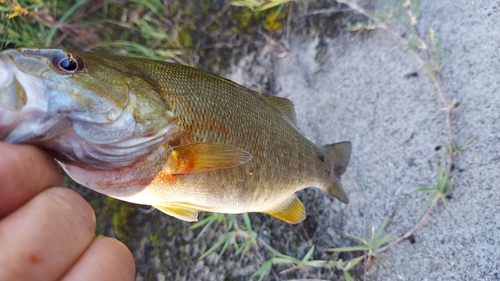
[0,49,50,142]
[0,49,177,170]
[0,60,27,110]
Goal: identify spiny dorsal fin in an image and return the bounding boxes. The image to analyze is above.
[260,95,297,126]
[153,204,199,221]
[167,142,252,175]
[263,194,306,224]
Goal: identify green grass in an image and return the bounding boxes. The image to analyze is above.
[190,213,258,260]
[1,0,197,62]
[1,0,289,65]
[328,216,391,266]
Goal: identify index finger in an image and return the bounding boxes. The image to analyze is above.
[0,142,63,217]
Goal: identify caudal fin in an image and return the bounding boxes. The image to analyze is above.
[323,141,351,204]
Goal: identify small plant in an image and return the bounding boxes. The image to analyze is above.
[415,136,474,213]
[190,213,258,260]
[1,0,49,48]
[250,217,392,280]
[327,216,392,279]
[414,134,471,200]
[1,0,197,63]
[417,159,454,211]
[253,245,343,281]
[328,217,391,265]
[189,212,230,239]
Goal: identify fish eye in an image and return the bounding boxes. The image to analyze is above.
[52,53,85,74]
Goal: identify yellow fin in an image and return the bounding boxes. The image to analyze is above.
[153,204,199,221]
[167,142,252,174]
[264,194,306,224]
[261,95,297,126]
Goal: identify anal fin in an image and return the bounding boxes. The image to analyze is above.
[263,194,306,224]
[153,205,199,222]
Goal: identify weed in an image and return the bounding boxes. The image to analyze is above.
[1,0,50,48]
[45,0,86,47]
[249,217,392,280]
[0,0,197,63]
[253,245,343,281]
[190,213,257,261]
[328,216,392,267]
[231,0,291,13]
[417,159,454,211]
[189,212,230,239]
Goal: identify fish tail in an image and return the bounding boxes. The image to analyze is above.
[322,141,351,204]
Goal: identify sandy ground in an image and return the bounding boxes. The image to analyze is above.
[276,0,500,279]
[228,0,500,280]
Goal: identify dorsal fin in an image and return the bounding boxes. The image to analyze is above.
[261,95,297,126]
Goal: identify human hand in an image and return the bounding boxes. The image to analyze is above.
[0,142,135,281]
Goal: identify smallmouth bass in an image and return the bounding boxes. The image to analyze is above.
[0,48,351,224]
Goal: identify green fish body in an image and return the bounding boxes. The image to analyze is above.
[0,48,350,223]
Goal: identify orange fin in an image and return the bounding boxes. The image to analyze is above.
[323,141,351,203]
[167,142,252,175]
[153,205,199,221]
[264,194,306,224]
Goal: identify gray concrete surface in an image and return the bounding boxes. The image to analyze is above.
[230,0,500,279]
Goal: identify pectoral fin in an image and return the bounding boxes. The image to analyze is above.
[167,142,252,175]
[263,195,306,224]
[153,205,199,222]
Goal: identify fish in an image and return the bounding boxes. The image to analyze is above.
[0,48,351,224]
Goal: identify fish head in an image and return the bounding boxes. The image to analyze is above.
[0,48,176,169]
[0,48,130,142]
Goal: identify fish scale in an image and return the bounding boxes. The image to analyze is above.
[0,48,351,224]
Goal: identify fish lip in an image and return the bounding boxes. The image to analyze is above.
[0,49,52,143]
[0,51,19,109]
[0,51,19,140]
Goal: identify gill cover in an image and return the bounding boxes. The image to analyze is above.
[0,48,175,169]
